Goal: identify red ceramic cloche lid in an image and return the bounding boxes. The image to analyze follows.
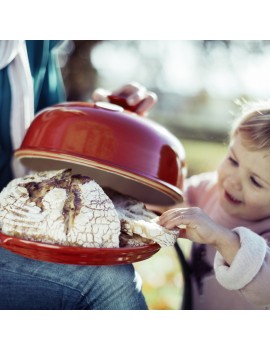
[15,100,186,206]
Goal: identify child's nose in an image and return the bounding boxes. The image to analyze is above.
[230,176,242,191]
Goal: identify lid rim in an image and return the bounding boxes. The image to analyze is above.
[15,148,183,204]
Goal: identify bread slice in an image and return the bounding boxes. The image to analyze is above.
[104,189,179,247]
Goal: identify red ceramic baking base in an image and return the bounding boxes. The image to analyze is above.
[0,232,160,265]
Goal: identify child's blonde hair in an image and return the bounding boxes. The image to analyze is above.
[231,100,270,151]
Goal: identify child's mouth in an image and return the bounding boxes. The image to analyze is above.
[224,191,242,205]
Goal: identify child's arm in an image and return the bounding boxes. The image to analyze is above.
[159,207,270,307]
[158,206,241,265]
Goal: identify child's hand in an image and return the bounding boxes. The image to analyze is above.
[159,207,231,246]
[92,82,157,116]
[159,207,241,264]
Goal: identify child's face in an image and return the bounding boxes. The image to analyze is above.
[217,133,270,221]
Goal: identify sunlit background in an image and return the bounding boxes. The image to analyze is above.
[59,40,270,142]
[57,40,270,309]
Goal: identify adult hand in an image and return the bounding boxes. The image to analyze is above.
[92,82,157,116]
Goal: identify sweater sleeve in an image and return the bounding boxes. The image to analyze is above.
[214,227,270,308]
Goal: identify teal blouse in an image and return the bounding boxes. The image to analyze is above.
[0,40,65,190]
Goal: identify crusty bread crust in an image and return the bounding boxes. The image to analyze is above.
[0,170,178,248]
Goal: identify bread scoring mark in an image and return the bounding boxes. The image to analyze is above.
[23,168,72,210]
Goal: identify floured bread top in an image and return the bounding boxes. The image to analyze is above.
[0,169,178,248]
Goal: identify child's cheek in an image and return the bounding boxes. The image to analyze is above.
[245,194,264,212]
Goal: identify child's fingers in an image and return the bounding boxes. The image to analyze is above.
[159,208,188,225]
[159,214,192,231]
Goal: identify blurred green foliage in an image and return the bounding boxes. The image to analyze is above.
[181,138,228,177]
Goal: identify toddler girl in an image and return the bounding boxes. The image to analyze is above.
[159,101,270,309]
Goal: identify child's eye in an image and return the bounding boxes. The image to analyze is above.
[228,156,238,166]
[250,176,263,188]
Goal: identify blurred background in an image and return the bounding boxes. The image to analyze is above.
[57,40,270,309]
